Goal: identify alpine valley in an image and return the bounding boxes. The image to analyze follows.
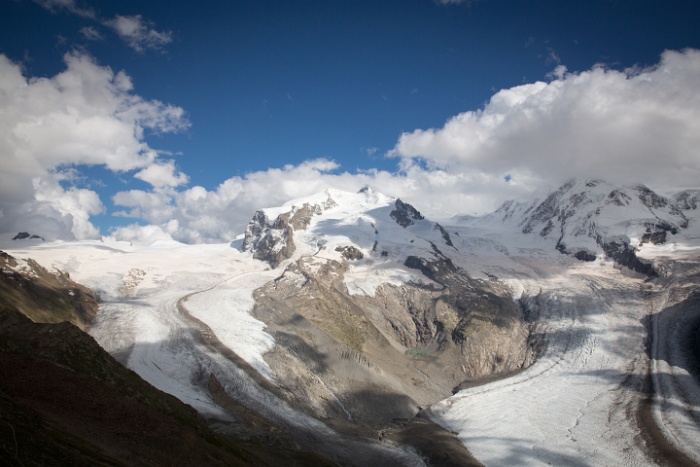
[2,179,700,466]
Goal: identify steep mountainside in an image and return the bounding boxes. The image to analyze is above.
[0,251,97,328]
[241,188,533,425]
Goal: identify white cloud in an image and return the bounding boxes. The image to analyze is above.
[108,158,528,244]
[134,160,189,188]
[6,47,698,246]
[109,49,700,245]
[0,52,188,240]
[0,170,104,241]
[34,0,95,19]
[390,49,700,191]
[108,222,177,245]
[33,172,104,239]
[104,15,173,53]
[79,26,104,41]
[110,159,342,243]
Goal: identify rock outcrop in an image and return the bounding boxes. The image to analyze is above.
[242,203,323,268]
[0,251,97,328]
[390,199,424,227]
[251,248,531,426]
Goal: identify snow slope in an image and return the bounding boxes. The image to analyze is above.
[429,262,656,465]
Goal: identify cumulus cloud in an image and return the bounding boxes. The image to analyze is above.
[103,15,173,53]
[108,49,700,245]
[6,46,698,246]
[0,52,188,240]
[107,221,179,245]
[110,159,344,243]
[390,48,700,191]
[134,159,189,188]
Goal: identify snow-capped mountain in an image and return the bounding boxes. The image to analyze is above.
[3,179,700,466]
[238,186,532,424]
[241,186,461,287]
[480,179,697,275]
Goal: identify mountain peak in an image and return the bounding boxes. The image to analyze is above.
[390,199,425,228]
[491,179,692,275]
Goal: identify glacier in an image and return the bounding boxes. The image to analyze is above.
[3,179,700,466]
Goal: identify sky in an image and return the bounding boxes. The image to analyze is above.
[1,0,699,244]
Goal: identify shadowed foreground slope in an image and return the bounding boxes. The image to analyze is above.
[0,249,331,467]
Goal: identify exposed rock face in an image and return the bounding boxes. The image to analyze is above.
[573,250,597,262]
[242,203,322,268]
[0,255,333,466]
[521,179,576,236]
[640,221,678,245]
[390,199,424,227]
[675,190,699,211]
[0,251,97,328]
[239,189,534,427]
[251,248,532,426]
[435,223,456,249]
[335,245,364,260]
[599,239,656,277]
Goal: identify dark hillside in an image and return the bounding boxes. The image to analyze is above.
[0,250,331,466]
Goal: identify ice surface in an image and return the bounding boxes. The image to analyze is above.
[4,235,426,464]
[184,272,277,380]
[425,208,700,466]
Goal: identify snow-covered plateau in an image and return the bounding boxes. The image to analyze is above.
[3,180,700,466]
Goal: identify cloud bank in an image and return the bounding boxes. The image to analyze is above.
[390,49,700,191]
[2,49,699,245]
[0,52,188,240]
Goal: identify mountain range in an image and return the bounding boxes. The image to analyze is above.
[2,179,699,466]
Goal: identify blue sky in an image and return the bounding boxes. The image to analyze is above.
[1,0,700,243]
